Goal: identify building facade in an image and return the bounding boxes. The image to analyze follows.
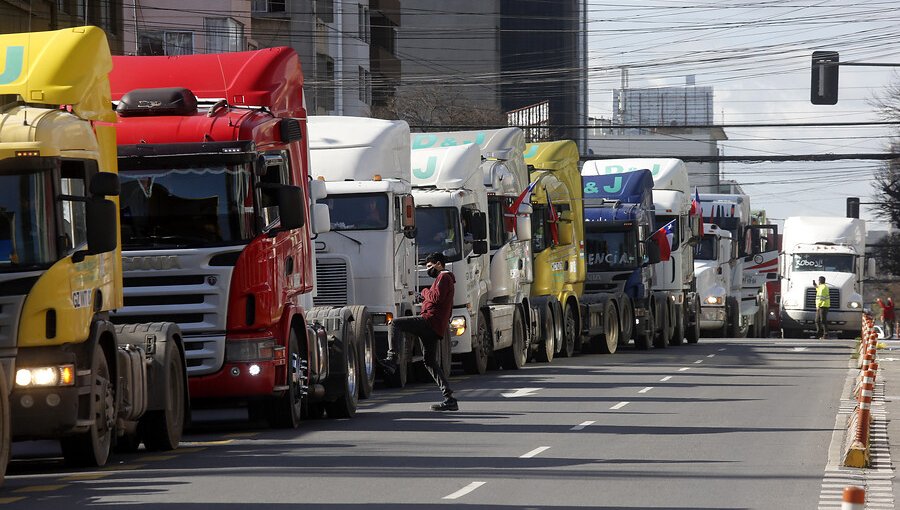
[0,0,124,53]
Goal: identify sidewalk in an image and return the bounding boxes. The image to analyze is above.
[881,338,900,500]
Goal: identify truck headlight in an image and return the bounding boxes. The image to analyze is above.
[450,316,466,336]
[848,301,861,309]
[705,296,724,305]
[226,338,276,362]
[15,365,75,387]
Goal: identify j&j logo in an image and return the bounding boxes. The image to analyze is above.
[0,46,24,85]
[412,156,437,179]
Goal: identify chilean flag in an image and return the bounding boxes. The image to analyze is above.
[692,188,704,236]
[650,219,676,262]
[506,181,537,232]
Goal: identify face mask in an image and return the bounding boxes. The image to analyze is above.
[427,267,440,278]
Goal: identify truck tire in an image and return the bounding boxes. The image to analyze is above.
[619,299,634,346]
[142,341,186,449]
[535,302,555,363]
[0,365,9,486]
[384,332,412,388]
[669,304,684,346]
[61,346,114,467]
[348,306,375,400]
[686,297,701,344]
[653,301,669,349]
[500,309,527,370]
[325,339,359,419]
[634,303,653,350]
[592,301,619,354]
[558,303,577,358]
[462,310,490,375]
[268,331,304,429]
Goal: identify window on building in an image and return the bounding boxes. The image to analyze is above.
[358,67,371,104]
[75,0,85,19]
[316,53,335,112]
[139,31,195,56]
[358,4,370,42]
[205,18,244,53]
[316,0,334,23]
[251,0,286,12]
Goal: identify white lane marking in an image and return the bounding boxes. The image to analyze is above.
[520,446,551,458]
[571,421,595,431]
[610,401,629,410]
[718,348,726,351]
[660,376,673,382]
[693,360,704,364]
[638,387,653,394]
[678,367,691,372]
[793,347,808,352]
[501,387,543,398]
[443,481,486,500]
[707,354,716,358]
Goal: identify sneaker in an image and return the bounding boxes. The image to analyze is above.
[431,398,459,411]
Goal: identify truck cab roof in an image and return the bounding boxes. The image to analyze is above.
[308,116,411,183]
[411,144,484,191]
[582,158,689,196]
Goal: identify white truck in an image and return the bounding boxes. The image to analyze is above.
[700,194,779,337]
[694,223,734,337]
[410,141,534,373]
[582,158,701,347]
[308,116,418,389]
[779,216,869,339]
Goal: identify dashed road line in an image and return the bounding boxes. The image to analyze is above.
[0,497,25,504]
[443,481,486,500]
[707,354,716,358]
[718,348,726,351]
[520,446,551,458]
[693,360,704,364]
[660,376,673,382]
[501,387,542,398]
[638,387,653,394]
[610,401,629,410]
[678,367,691,372]
[571,421,594,431]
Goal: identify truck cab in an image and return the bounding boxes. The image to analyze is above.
[694,223,734,336]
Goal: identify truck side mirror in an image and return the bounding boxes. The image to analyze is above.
[90,172,120,197]
[558,210,573,223]
[515,203,532,242]
[311,203,331,234]
[470,211,487,241]
[74,198,118,263]
[472,240,488,255]
[309,178,328,201]
[867,258,876,278]
[401,195,417,239]
[275,185,305,231]
[644,239,661,265]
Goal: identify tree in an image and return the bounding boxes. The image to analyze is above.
[372,85,507,129]
[870,82,900,275]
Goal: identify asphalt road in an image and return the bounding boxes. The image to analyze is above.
[1,338,853,509]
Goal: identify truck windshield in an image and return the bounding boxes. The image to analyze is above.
[119,165,256,248]
[792,253,854,273]
[584,228,639,271]
[322,193,389,231]
[694,234,718,261]
[415,207,461,263]
[0,168,55,268]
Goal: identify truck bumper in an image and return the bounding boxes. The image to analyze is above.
[699,306,727,330]
[11,384,85,439]
[781,309,862,333]
[189,360,281,399]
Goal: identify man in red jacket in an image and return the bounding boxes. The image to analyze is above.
[386,252,458,411]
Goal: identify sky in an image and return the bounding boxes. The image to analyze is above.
[586,0,900,231]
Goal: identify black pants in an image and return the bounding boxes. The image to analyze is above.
[816,307,829,338]
[389,316,453,399]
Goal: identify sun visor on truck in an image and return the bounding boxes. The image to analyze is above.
[118,141,256,170]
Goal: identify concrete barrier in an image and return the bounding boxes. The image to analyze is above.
[844,313,876,468]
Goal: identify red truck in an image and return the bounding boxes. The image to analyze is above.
[108,48,368,426]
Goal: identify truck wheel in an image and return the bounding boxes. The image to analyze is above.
[669,305,684,346]
[349,306,375,399]
[634,304,653,350]
[62,346,114,467]
[592,301,619,354]
[500,309,527,370]
[619,300,634,345]
[558,303,577,358]
[535,302,555,363]
[686,298,701,344]
[462,311,490,375]
[268,331,304,429]
[653,301,669,349]
[142,342,186,449]
[0,365,10,486]
[325,339,359,419]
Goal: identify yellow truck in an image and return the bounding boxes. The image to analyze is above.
[525,141,621,359]
[0,27,187,469]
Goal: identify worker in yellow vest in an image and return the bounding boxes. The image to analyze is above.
[814,276,830,339]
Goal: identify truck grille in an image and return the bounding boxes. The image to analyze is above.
[314,260,349,306]
[804,287,840,310]
[0,295,26,350]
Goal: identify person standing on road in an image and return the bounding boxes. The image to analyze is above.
[385,252,458,411]
[814,276,830,339]
[883,297,896,339]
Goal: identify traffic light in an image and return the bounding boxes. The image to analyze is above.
[811,51,839,105]
[847,197,860,219]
